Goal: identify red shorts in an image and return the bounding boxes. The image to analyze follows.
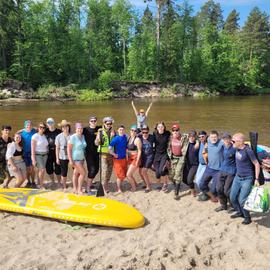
[128,152,140,167]
[113,158,127,181]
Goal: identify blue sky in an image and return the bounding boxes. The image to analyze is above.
[128,0,270,26]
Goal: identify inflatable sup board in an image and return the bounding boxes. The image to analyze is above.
[0,188,145,229]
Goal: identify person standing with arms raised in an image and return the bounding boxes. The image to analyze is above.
[131,100,153,131]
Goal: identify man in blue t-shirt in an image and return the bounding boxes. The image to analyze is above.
[109,125,128,193]
[198,130,224,202]
[20,120,37,187]
[230,133,260,225]
[215,133,236,212]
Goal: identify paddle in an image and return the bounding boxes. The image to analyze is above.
[249,131,265,185]
[96,130,105,197]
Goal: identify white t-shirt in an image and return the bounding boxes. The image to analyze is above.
[32,133,48,153]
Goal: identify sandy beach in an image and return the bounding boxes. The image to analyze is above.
[0,171,270,270]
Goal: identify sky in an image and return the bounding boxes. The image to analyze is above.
[127,0,270,26]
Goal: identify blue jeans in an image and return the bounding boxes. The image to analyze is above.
[195,163,206,190]
[199,166,219,195]
[230,175,253,219]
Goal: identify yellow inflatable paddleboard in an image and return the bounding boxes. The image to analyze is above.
[0,188,144,229]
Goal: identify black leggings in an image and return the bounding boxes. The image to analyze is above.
[60,159,69,177]
[85,153,99,179]
[153,154,169,179]
[46,151,61,175]
[183,164,198,189]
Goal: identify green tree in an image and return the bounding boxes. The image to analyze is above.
[224,9,240,34]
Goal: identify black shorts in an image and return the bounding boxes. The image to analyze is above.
[46,151,61,175]
[85,153,99,179]
[60,159,69,177]
[140,155,154,169]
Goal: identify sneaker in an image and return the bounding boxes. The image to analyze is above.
[242,218,252,225]
[231,212,244,219]
[227,208,236,214]
[215,205,227,212]
[197,193,209,201]
[25,181,32,188]
[31,182,37,189]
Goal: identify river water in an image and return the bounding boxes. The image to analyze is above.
[0,96,269,145]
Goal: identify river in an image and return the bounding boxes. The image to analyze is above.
[0,96,269,145]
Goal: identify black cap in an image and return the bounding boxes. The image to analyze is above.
[189,130,197,137]
[198,131,207,136]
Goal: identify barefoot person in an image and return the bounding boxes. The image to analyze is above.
[168,124,189,199]
[31,123,49,189]
[153,122,171,191]
[6,133,27,187]
[138,125,155,192]
[55,120,71,191]
[126,125,142,191]
[83,116,102,193]
[109,125,128,193]
[95,117,115,193]
[0,125,12,187]
[20,120,37,187]
[131,100,153,130]
[215,133,236,212]
[67,123,87,195]
[230,133,260,225]
[45,118,61,186]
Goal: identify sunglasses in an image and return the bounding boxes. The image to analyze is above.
[172,129,179,132]
[142,131,149,134]
[131,129,137,132]
[90,120,97,122]
[39,126,46,129]
[199,135,205,138]
[106,123,112,125]
[231,140,236,143]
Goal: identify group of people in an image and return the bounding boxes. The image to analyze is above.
[0,101,265,225]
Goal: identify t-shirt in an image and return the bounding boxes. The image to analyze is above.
[83,126,101,154]
[109,135,128,159]
[55,133,70,160]
[32,133,49,153]
[199,142,206,165]
[171,137,182,157]
[69,134,87,161]
[187,142,199,166]
[207,139,224,170]
[0,137,12,163]
[220,145,236,175]
[153,131,171,156]
[137,114,147,129]
[21,129,37,154]
[235,146,257,177]
[45,128,61,152]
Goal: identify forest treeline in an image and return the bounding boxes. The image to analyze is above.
[0,0,270,94]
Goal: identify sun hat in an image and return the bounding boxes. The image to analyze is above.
[58,120,71,127]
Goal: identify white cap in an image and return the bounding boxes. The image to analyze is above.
[46,117,55,124]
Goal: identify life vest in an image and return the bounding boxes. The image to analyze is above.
[97,128,114,154]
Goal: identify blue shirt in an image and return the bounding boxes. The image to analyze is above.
[109,135,127,159]
[199,142,206,165]
[235,146,257,177]
[207,139,224,170]
[220,145,236,175]
[69,134,86,161]
[21,129,37,153]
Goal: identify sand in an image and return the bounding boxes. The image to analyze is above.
[0,171,270,270]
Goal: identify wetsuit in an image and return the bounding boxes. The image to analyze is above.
[0,137,12,183]
[153,131,171,179]
[83,126,102,179]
